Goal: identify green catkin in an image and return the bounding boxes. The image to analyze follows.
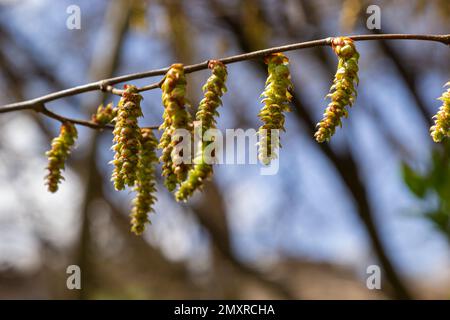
[131,128,158,235]
[176,60,228,201]
[258,53,293,165]
[315,37,360,143]
[111,85,143,190]
[430,82,450,143]
[159,63,192,191]
[45,122,77,193]
[91,102,117,126]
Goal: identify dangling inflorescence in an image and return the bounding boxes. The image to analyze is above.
[45,122,78,193]
[91,102,117,126]
[111,85,143,190]
[430,82,450,143]
[159,63,193,191]
[130,128,158,235]
[176,60,228,201]
[315,37,359,143]
[257,53,293,165]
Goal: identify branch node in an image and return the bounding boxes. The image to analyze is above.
[99,81,109,92]
[34,103,46,113]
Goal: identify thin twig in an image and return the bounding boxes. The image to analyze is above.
[0,33,448,122]
[36,104,159,130]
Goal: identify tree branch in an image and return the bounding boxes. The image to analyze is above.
[35,104,159,130]
[0,33,448,117]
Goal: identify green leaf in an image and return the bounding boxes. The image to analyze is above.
[401,163,428,198]
[425,210,450,242]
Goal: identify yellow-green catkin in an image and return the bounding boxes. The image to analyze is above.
[130,128,158,235]
[430,82,450,142]
[45,122,77,193]
[111,85,143,190]
[176,60,228,201]
[159,130,178,192]
[91,102,117,126]
[159,63,192,191]
[258,53,293,165]
[315,37,359,143]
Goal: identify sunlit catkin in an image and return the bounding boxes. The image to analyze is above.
[430,82,450,143]
[315,37,359,143]
[258,53,293,165]
[111,85,143,190]
[45,122,77,193]
[176,60,227,201]
[159,63,192,191]
[130,128,158,235]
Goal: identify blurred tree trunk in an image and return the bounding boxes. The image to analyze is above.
[74,0,132,299]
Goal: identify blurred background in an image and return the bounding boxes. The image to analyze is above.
[0,0,449,299]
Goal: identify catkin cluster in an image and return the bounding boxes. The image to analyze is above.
[159,63,192,191]
[258,53,293,165]
[315,37,359,143]
[45,122,78,193]
[38,35,450,237]
[176,60,228,201]
[111,85,143,190]
[430,82,450,143]
[130,128,158,235]
[91,103,117,126]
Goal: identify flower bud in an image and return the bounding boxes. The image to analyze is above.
[91,102,117,126]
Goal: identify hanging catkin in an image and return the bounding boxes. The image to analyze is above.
[315,37,359,143]
[130,128,158,235]
[111,85,143,190]
[258,53,293,165]
[45,122,77,193]
[176,60,228,201]
[159,63,193,191]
